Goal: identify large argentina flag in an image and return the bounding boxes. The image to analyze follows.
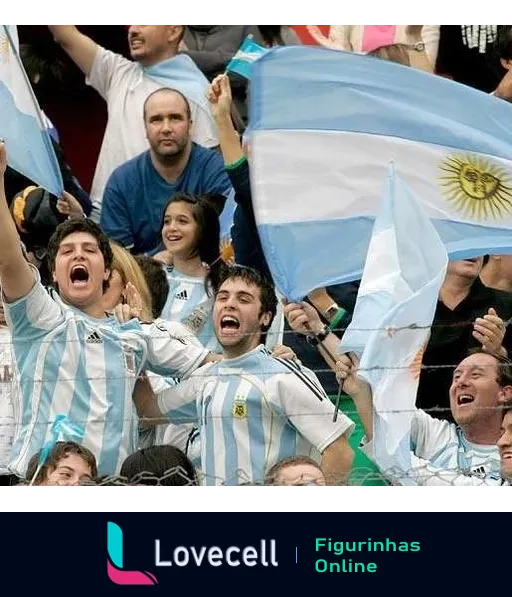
[341,166,448,483]
[250,46,512,301]
[0,26,63,195]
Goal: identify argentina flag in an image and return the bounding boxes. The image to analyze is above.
[250,46,512,301]
[343,165,448,484]
[226,37,268,79]
[0,26,63,195]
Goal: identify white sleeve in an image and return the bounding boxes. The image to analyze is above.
[156,374,200,425]
[274,363,354,452]
[189,103,219,149]
[162,422,196,453]
[86,46,134,100]
[410,409,454,460]
[4,267,64,339]
[141,320,208,379]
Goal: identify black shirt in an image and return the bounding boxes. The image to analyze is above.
[416,277,512,421]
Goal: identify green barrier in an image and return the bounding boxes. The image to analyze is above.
[330,395,389,486]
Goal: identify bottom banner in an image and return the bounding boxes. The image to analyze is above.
[3,512,501,592]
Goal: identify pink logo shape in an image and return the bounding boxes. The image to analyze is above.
[107,560,158,586]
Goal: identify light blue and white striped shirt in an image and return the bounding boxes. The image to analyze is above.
[157,345,354,485]
[161,267,219,352]
[4,272,208,477]
[362,409,501,485]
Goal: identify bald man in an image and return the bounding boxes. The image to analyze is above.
[100,87,232,254]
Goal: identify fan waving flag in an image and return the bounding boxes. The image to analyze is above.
[0,26,63,196]
[250,46,512,300]
[342,165,448,483]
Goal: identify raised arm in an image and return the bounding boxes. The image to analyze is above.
[207,74,244,165]
[0,143,36,302]
[283,299,341,369]
[48,26,98,77]
[335,353,374,441]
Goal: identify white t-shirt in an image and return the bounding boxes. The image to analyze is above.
[87,47,219,217]
[0,327,16,475]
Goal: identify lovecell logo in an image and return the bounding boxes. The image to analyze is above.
[107,522,158,586]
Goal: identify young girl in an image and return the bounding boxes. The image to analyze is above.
[156,192,224,352]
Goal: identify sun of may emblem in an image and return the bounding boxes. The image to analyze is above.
[439,153,512,221]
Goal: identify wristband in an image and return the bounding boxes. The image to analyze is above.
[324,303,339,320]
[306,324,330,347]
[225,155,247,170]
[328,308,346,331]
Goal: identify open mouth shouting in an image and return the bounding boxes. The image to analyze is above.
[219,315,241,336]
[69,264,90,288]
[130,37,144,50]
[457,393,475,406]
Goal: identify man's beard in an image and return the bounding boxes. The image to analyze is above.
[152,140,188,165]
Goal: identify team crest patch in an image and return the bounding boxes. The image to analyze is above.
[232,400,248,419]
[121,344,137,375]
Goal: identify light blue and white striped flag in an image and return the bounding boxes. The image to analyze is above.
[342,164,448,483]
[250,45,512,300]
[226,37,268,80]
[0,26,63,195]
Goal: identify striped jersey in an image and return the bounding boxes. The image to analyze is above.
[161,267,219,352]
[362,408,501,485]
[157,345,354,485]
[4,272,208,477]
[0,327,16,474]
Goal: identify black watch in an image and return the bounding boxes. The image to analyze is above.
[306,325,330,346]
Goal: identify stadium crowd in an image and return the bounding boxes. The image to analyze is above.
[1,24,512,486]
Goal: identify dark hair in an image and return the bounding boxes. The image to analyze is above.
[47,218,113,292]
[120,446,197,486]
[258,26,284,47]
[162,193,225,294]
[265,455,323,485]
[497,26,512,60]
[134,255,169,319]
[19,42,66,86]
[25,441,98,485]
[216,265,277,340]
[143,87,191,121]
[502,402,512,420]
[467,348,512,387]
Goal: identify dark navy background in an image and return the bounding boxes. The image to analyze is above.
[4,512,503,594]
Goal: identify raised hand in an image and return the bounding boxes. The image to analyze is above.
[56,191,85,219]
[114,282,143,322]
[207,74,233,122]
[334,353,369,398]
[283,299,323,336]
[473,307,506,354]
